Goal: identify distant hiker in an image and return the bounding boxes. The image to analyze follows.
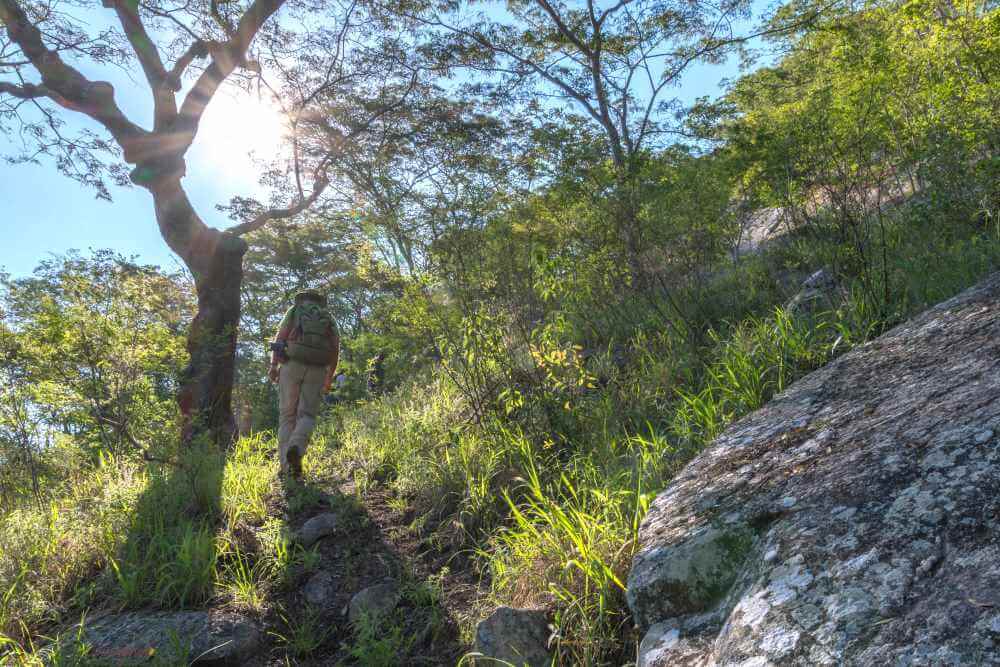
[268,290,340,478]
[367,351,385,396]
[324,373,349,405]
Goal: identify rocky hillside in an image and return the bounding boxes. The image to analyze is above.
[628,272,1000,665]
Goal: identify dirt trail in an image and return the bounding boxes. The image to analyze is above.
[252,466,484,665]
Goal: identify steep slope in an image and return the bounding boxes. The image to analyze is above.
[628,272,1000,665]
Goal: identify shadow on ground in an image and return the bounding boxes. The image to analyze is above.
[68,435,469,665]
[114,444,225,612]
[261,472,469,665]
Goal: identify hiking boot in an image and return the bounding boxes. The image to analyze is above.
[286,446,303,480]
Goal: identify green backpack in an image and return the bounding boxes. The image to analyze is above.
[286,302,338,366]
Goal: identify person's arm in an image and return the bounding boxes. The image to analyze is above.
[268,308,295,382]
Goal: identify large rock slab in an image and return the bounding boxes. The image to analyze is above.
[71,611,260,665]
[628,272,1000,665]
[474,607,552,667]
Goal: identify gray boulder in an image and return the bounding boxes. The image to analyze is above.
[800,267,836,291]
[348,580,401,624]
[628,272,1000,665]
[296,512,339,547]
[474,607,552,667]
[785,267,838,314]
[303,570,337,607]
[70,610,259,665]
[734,207,792,258]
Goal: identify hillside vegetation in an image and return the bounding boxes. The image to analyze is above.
[2,0,999,663]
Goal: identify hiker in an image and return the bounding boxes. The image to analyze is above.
[268,290,340,478]
[324,373,348,405]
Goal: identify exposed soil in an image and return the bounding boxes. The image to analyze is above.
[250,466,487,666]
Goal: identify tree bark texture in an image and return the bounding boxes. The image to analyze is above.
[151,176,248,445]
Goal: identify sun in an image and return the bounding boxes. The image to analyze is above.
[188,87,290,188]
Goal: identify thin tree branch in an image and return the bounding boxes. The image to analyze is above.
[229,172,330,235]
[210,0,237,38]
[138,1,202,42]
[596,0,635,27]
[0,80,51,99]
[167,39,209,87]
[534,0,594,58]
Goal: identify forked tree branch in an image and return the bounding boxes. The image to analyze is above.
[1,0,290,168]
[102,0,182,124]
[0,0,151,160]
[176,0,286,149]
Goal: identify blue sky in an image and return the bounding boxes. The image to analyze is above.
[0,98,278,276]
[0,7,758,278]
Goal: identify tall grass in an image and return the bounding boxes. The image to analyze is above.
[485,433,666,663]
[0,435,301,659]
[672,306,839,447]
[0,454,137,646]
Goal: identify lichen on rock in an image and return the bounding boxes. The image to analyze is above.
[627,523,757,629]
[627,273,1000,666]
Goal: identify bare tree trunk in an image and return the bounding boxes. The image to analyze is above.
[150,175,248,446]
[614,174,647,291]
[181,234,246,445]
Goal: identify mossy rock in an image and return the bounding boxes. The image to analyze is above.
[627,523,755,629]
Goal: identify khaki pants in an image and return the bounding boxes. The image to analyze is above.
[277,359,327,473]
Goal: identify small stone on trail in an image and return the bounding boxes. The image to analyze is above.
[474,606,552,667]
[296,512,339,547]
[303,570,337,607]
[348,580,401,624]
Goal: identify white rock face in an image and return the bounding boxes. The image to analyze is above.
[734,207,790,257]
[628,273,1000,665]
